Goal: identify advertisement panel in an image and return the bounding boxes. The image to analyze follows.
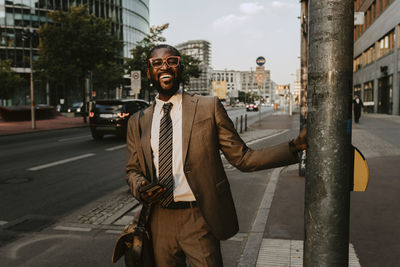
[211,81,227,99]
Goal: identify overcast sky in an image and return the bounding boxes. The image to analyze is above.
[149,0,301,85]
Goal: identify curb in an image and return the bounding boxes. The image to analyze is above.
[238,167,284,266]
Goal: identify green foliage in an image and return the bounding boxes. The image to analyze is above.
[238,90,254,103]
[0,60,25,99]
[125,23,201,97]
[36,5,123,98]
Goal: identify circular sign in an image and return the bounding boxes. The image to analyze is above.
[132,71,140,80]
[256,56,266,66]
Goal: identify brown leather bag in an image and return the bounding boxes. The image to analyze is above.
[112,204,155,267]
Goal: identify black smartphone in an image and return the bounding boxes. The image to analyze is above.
[139,182,164,193]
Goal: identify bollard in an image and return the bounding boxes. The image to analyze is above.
[245,114,248,131]
[235,117,238,130]
[240,115,243,133]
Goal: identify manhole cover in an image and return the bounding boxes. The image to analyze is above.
[1,177,32,184]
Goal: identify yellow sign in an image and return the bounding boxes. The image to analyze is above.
[353,146,369,192]
[211,81,227,99]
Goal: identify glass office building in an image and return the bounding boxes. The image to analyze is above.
[0,0,149,69]
[0,0,149,106]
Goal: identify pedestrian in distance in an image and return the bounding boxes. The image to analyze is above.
[125,44,307,267]
[353,95,364,123]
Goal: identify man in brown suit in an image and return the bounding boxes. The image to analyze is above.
[126,44,306,266]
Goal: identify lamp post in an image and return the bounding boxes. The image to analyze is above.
[22,28,36,129]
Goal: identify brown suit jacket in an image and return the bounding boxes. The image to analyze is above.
[126,92,298,240]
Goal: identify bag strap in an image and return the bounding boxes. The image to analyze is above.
[137,203,152,227]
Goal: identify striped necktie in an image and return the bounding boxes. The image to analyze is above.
[159,102,174,207]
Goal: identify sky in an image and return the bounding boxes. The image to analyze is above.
[149,0,301,85]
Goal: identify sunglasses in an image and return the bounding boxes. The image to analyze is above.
[148,56,181,69]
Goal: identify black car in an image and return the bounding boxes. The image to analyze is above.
[67,102,83,115]
[89,99,149,140]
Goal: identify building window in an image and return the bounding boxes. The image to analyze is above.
[377,30,394,59]
[363,81,374,113]
[363,81,373,102]
[353,55,362,72]
[354,84,361,97]
[362,45,375,65]
[398,25,400,48]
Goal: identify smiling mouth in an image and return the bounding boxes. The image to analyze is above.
[159,73,173,80]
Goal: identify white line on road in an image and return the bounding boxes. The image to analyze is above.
[58,135,91,142]
[105,230,123,234]
[0,220,8,226]
[246,129,289,146]
[105,144,126,151]
[27,153,96,171]
[54,226,92,232]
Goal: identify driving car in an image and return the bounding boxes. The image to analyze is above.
[89,99,149,140]
[246,103,259,112]
[67,102,83,114]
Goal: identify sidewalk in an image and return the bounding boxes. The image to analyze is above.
[0,114,88,136]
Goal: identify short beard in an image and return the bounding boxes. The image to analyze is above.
[150,76,181,97]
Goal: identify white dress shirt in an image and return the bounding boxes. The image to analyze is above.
[151,89,196,202]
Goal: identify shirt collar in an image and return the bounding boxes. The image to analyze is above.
[155,88,182,113]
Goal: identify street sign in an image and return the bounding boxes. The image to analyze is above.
[354,12,364,25]
[131,70,141,94]
[256,56,266,66]
[256,66,264,73]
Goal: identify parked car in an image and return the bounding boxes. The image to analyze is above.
[246,103,259,112]
[67,102,83,114]
[89,99,149,140]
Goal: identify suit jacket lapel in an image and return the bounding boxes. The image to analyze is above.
[140,102,155,182]
[182,92,198,165]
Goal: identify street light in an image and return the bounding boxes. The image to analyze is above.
[22,28,37,129]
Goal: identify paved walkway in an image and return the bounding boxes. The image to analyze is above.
[0,114,87,136]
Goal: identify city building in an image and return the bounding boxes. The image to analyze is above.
[176,40,211,95]
[353,0,399,114]
[0,0,150,105]
[211,70,242,99]
[240,69,272,103]
[211,68,272,104]
[293,69,301,105]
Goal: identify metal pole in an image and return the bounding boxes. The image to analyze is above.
[29,35,36,129]
[299,0,308,176]
[245,114,247,131]
[304,1,353,266]
[240,115,243,134]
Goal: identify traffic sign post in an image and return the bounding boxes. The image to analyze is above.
[131,70,141,97]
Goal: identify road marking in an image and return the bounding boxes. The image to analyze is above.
[58,135,91,142]
[256,239,361,267]
[105,230,123,234]
[0,220,8,226]
[239,167,283,266]
[246,129,289,146]
[105,144,126,151]
[27,153,96,171]
[54,226,92,232]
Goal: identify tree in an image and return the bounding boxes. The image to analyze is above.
[36,5,123,119]
[0,60,25,101]
[125,23,201,100]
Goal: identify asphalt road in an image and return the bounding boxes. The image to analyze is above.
[0,107,272,232]
[0,106,286,266]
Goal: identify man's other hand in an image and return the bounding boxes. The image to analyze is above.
[139,180,167,204]
[293,127,307,151]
